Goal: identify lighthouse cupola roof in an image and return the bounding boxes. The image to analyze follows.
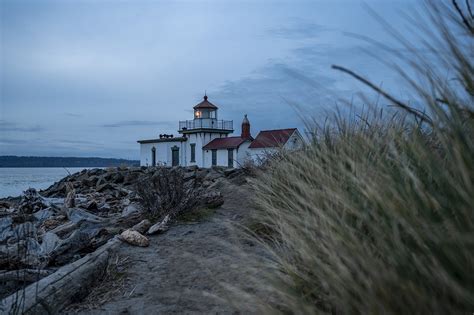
[193,94,218,110]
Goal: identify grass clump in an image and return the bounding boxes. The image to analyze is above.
[247,2,474,314]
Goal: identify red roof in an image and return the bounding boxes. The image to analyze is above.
[193,95,218,110]
[203,136,248,150]
[248,128,297,149]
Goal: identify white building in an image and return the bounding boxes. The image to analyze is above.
[137,95,304,168]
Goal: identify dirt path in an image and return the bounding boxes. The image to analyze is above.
[66,178,265,314]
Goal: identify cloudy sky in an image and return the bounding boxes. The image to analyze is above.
[1,0,423,159]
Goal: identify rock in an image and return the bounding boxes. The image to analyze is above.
[132,219,152,234]
[120,229,149,247]
[121,203,141,218]
[147,215,170,235]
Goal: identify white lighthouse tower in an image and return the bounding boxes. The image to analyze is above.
[178,95,234,166]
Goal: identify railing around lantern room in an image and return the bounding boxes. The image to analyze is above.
[179,119,233,132]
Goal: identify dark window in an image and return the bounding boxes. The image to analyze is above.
[151,147,156,167]
[171,146,179,166]
[190,143,196,162]
[211,150,217,166]
[227,149,234,168]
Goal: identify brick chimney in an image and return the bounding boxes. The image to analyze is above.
[241,114,251,139]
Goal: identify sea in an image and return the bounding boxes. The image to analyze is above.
[0,167,93,198]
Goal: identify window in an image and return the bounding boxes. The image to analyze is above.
[190,143,196,162]
[227,149,234,168]
[211,150,217,166]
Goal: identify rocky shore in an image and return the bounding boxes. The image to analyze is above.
[0,166,246,306]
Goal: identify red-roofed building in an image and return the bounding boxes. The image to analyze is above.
[248,128,304,162]
[137,95,303,168]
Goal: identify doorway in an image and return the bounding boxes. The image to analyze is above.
[171,146,179,166]
[151,147,156,166]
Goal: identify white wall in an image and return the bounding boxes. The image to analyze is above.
[202,148,230,167]
[185,132,228,167]
[235,140,252,167]
[139,141,187,166]
[247,130,305,164]
[140,131,229,167]
[284,130,304,150]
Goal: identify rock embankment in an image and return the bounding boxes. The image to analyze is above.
[0,166,245,301]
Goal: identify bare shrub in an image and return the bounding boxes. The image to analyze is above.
[134,167,198,220]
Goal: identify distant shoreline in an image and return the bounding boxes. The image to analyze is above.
[0,156,139,168]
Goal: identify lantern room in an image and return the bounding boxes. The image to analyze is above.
[193,95,218,119]
[179,94,233,133]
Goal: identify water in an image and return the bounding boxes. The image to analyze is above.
[0,167,93,198]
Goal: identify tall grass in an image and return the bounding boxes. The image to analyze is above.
[248,1,474,313]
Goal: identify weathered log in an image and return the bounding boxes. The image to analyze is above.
[48,221,77,237]
[64,189,76,208]
[147,214,170,235]
[0,237,120,314]
[131,219,151,234]
[0,268,53,283]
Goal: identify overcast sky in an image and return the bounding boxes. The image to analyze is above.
[1,0,423,159]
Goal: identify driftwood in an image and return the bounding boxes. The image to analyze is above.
[147,215,170,235]
[0,268,53,283]
[0,237,120,314]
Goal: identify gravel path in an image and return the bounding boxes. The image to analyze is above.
[67,178,265,314]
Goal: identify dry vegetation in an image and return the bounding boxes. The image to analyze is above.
[244,1,474,314]
[135,167,198,220]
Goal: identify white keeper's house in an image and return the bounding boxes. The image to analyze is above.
[137,95,304,168]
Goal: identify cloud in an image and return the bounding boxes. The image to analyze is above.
[101,120,175,128]
[0,121,45,132]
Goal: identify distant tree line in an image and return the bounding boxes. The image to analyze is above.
[0,156,140,167]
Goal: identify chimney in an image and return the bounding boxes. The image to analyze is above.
[241,114,251,139]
